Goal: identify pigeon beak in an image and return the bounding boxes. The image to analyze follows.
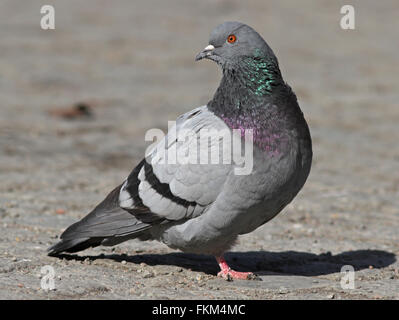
[195,44,215,61]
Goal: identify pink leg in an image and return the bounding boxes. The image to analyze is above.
[215,256,257,280]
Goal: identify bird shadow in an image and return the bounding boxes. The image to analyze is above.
[55,249,396,277]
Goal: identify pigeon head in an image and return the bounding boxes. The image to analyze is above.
[195,21,278,70]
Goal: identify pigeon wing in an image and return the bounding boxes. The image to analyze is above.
[119,105,235,222]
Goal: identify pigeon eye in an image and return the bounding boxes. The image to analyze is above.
[227,34,236,43]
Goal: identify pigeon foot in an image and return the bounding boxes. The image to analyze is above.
[215,255,259,281]
[217,269,257,281]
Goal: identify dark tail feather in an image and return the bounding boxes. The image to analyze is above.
[47,184,155,256]
[47,237,103,256]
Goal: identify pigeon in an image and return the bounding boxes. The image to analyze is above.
[48,21,312,280]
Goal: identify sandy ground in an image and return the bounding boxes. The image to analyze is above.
[1,0,399,299]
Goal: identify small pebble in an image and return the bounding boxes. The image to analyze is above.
[143,271,154,278]
[121,260,127,265]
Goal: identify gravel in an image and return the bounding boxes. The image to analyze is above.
[1,0,398,299]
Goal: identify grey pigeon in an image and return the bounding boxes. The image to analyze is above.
[48,21,312,280]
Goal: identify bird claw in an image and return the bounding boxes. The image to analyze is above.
[217,270,260,281]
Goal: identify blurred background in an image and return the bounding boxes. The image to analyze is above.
[0,0,398,299]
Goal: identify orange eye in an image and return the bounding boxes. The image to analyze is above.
[227,34,236,43]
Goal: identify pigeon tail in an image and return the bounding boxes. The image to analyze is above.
[47,237,102,256]
[47,184,153,256]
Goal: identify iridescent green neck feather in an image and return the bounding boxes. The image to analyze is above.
[208,50,285,116]
[241,55,282,96]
